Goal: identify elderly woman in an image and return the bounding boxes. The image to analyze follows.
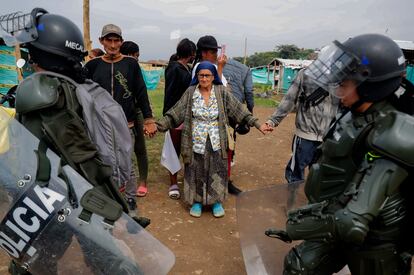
[157,61,268,218]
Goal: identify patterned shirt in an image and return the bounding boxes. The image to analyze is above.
[192,86,221,154]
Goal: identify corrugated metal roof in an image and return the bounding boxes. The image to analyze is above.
[268,58,313,68]
[394,40,414,51]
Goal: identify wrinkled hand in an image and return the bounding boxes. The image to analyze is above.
[143,120,157,138]
[259,123,273,134]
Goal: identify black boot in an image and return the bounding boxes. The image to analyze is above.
[228,180,242,195]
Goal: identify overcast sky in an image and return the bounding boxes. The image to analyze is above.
[2,0,414,61]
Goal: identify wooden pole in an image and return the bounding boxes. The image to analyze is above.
[243,37,247,65]
[14,45,23,82]
[83,0,92,61]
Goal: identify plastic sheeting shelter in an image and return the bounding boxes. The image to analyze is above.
[251,67,272,85]
[0,45,18,96]
[268,58,313,94]
[142,69,164,90]
[407,65,414,85]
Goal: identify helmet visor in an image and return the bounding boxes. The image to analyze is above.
[304,41,362,96]
[0,11,38,46]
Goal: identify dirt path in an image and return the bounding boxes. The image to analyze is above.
[139,107,296,275]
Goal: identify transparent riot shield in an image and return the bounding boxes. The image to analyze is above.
[237,184,352,275]
[236,183,307,275]
[0,108,175,274]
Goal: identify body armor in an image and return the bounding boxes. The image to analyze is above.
[283,101,413,275]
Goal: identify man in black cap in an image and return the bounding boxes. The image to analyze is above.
[85,24,156,212]
[192,35,227,85]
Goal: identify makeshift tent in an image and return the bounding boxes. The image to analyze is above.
[139,61,167,91]
[251,67,272,85]
[0,45,18,96]
[267,58,313,94]
[407,65,414,85]
[395,40,414,85]
[141,68,164,90]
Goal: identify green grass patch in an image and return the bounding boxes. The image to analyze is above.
[253,83,273,94]
[146,86,166,179]
[255,97,279,108]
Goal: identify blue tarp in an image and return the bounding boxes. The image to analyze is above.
[142,69,164,90]
[251,67,272,85]
[0,45,18,96]
[281,68,299,92]
[0,45,18,107]
[407,65,414,85]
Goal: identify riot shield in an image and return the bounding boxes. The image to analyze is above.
[0,108,175,274]
[236,183,307,275]
[237,184,352,275]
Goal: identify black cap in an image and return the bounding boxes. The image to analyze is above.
[197,35,221,50]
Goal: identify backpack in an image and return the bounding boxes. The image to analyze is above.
[15,71,131,224]
[43,71,132,187]
[76,79,132,187]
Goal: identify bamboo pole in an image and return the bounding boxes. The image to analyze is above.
[83,0,92,61]
[14,45,23,82]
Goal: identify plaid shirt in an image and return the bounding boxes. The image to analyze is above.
[267,69,339,141]
[157,84,260,164]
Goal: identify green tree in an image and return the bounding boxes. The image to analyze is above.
[233,45,316,67]
[275,44,300,59]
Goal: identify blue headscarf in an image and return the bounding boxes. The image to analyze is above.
[190,61,223,86]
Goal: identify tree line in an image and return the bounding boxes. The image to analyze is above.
[234,44,317,67]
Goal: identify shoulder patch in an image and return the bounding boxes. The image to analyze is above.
[15,73,61,114]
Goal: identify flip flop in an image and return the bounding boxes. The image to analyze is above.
[136,185,148,197]
[168,184,180,199]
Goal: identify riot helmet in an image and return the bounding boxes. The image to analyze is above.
[0,8,87,81]
[305,34,406,103]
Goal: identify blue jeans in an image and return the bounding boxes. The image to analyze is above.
[285,136,321,184]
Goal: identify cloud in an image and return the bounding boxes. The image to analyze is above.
[128,25,161,34]
[185,5,209,14]
[188,23,216,33]
[160,0,196,3]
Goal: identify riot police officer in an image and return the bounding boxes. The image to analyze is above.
[271,34,414,274]
[0,8,150,275]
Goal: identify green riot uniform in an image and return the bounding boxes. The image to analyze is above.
[262,33,413,275]
[283,100,414,275]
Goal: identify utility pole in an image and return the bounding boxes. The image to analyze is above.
[83,0,92,60]
[243,37,247,65]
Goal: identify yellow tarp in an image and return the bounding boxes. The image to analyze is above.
[0,107,15,154]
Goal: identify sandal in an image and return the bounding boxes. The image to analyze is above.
[168,184,180,199]
[136,185,148,197]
